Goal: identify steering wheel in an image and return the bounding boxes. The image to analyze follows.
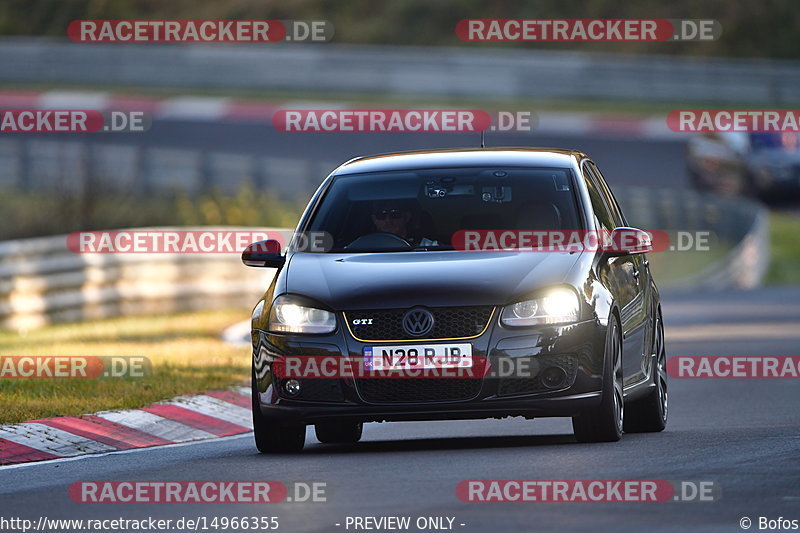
[346,232,412,251]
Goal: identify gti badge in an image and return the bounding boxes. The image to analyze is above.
[352,318,374,325]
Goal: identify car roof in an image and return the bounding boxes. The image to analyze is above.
[332,148,587,176]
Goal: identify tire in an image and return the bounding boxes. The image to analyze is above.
[624,309,668,433]
[252,368,306,453]
[572,315,623,443]
[315,422,363,444]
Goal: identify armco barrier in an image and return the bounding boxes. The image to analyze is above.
[0,38,798,104]
[616,188,769,290]
[0,190,768,331]
[0,138,340,200]
[0,228,281,331]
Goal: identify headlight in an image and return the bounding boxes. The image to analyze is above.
[268,296,336,334]
[501,288,580,327]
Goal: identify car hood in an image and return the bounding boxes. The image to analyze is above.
[285,251,583,309]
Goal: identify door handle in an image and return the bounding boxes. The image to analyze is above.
[632,268,640,278]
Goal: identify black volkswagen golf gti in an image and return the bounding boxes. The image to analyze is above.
[243,148,668,452]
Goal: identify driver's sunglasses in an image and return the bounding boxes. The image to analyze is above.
[373,209,406,220]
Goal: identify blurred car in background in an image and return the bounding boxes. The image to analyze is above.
[688,131,800,201]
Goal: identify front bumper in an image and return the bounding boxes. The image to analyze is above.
[252,316,607,424]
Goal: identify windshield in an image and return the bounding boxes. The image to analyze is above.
[303,166,583,252]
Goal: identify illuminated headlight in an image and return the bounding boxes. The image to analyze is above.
[268,296,336,334]
[501,288,580,327]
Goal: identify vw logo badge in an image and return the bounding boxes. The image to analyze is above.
[403,308,434,337]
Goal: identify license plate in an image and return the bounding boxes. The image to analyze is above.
[363,344,472,371]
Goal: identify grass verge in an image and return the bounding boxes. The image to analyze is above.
[0,309,250,424]
[765,211,800,285]
[647,247,730,287]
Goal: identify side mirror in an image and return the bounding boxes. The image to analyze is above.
[604,227,653,256]
[242,240,285,268]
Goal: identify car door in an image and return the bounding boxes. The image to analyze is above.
[583,162,647,386]
[590,162,653,386]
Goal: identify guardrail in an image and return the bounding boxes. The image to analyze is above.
[0,138,338,200]
[0,38,799,104]
[0,189,769,331]
[0,228,281,331]
[617,189,769,290]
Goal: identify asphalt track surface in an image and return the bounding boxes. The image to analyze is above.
[1,286,798,533]
[147,121,688,188]
[22,118,690,192]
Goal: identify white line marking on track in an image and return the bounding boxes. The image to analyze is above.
[39,91,110,110]
[157,97,231,120]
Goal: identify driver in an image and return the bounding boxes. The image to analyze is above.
[370,201,438,247]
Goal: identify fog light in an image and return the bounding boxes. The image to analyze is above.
[541,367,567,389]
[284,379,301,396]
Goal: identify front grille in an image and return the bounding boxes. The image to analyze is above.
[345,306,494,341]
[497,354,578,396]
[355,378,482,403]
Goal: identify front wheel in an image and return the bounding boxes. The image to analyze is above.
[572,316,623,443]
[624,309,668,433]
[252,368,306,453]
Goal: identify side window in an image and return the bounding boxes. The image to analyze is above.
[588,162,626,227]
[582,163,615,231]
